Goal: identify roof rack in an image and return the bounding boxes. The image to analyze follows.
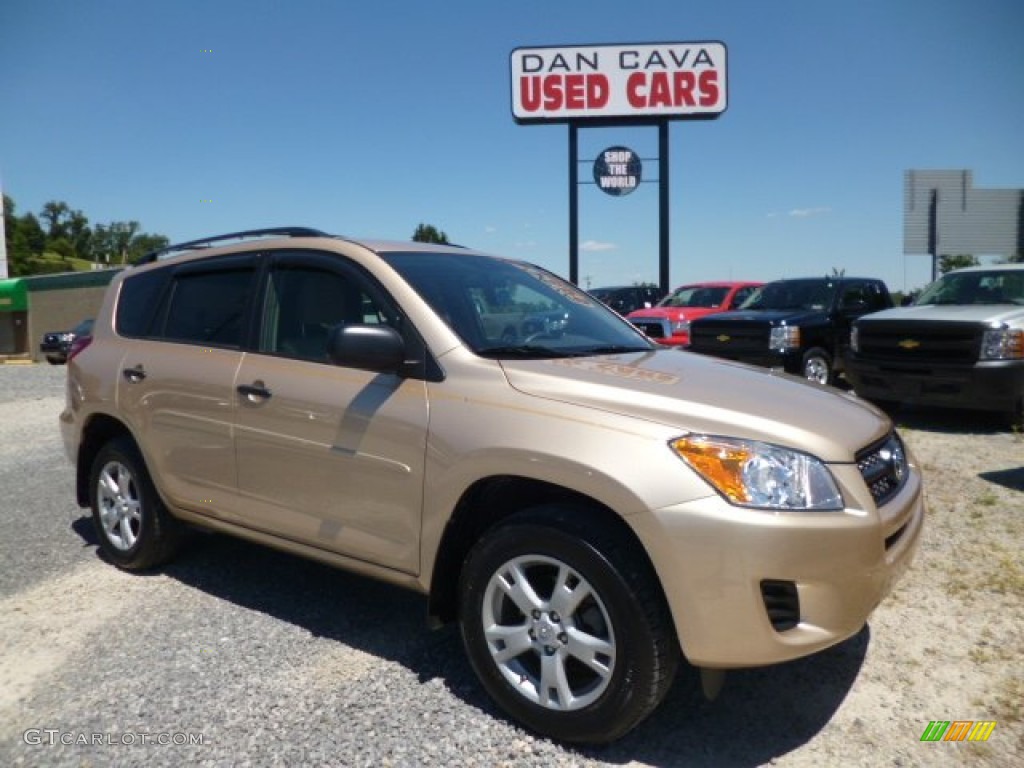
[135,226,331,265]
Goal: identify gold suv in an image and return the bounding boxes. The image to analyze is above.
[61,228,924,743]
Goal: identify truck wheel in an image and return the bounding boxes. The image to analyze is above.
[458,506,679,744]
[802,348,833,386]
[89,437,183,571]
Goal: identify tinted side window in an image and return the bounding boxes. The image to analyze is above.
[260,266,393,362]
[116,269,169,338]
[161,268,255,347]
[840,283,869,309]
[732,286,757,307]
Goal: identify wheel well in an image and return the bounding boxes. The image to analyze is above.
[427,475,652,627]
[76,414,135,507]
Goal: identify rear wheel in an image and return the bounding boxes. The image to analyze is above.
[802,347,833,386]
[458,506,678,744]
[89,437,182,570]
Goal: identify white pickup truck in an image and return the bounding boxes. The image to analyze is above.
[845,263,1024,424]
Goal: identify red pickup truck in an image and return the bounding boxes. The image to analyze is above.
[627,281,762,346]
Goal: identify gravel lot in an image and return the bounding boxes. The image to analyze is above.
[0,362,1021,767]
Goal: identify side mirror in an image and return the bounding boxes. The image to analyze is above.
[327,324,406,374]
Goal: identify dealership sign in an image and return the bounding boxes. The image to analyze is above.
[511,42,727,123]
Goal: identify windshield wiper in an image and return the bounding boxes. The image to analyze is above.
[571,345,653,356]
[478,345,567,359]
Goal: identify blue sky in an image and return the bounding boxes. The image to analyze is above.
[1,0,1021,293]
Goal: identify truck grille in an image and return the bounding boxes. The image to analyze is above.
[631,319,668,339]
[856,433,908,506]
[854,320,982,365]
[689,321,769,355]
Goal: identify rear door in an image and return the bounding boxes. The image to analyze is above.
[232,250,430,574]
[115,255,257,514]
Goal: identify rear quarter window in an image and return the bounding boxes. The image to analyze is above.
[116,269,170,338]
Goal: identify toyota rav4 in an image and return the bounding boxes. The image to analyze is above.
[61,228,923,744]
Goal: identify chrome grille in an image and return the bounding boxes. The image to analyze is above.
[856,433,908,506]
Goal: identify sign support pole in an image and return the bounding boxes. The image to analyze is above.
[569,122,579,286]
[658,120,670,295]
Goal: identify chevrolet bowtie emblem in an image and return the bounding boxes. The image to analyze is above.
[717,334,731,342]
[898,339,920,349]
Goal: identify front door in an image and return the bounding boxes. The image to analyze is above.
[232,252,429,575]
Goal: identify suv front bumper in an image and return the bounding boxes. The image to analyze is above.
[628,464,924,668]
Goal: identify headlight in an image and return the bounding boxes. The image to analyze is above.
[671,319,690,333]
[769,325,800,352]
[670,435,844,511]
[980,326,1023,360]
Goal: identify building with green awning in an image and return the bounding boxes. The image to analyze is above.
[0,270,122,360]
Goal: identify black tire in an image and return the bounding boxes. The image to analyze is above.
[801,347,833,386]
[458,505,679,744]
[46,356,63,365]
[89,437,182,570]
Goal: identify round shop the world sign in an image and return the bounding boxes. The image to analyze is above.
[593,146,642,197]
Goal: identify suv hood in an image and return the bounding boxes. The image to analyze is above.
[860,304,1024,325]
[500,350,887,461]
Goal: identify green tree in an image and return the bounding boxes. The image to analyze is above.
[939,254,979,274]
[412,223,449,244]
[127,233,169,262]
[105,220,139,263]
[67,209,93,261]
[40,200,71,239]
[18,213,46,256]
[3,194,31,276]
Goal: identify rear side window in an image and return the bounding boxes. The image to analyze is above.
[116,269,169,337]
[159,266,256,347]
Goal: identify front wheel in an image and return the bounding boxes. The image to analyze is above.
[458,506,678,744]
[89,437,182,570]
[802,347,833,386]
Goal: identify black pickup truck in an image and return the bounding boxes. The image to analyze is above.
[688,277,893,385]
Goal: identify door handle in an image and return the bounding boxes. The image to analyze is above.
[122,365,146,382]
[237,381,272,400]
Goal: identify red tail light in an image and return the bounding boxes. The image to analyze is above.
[67,335,93,362]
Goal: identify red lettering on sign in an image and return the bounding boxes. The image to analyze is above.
[543,75,563,110]
[520,76,543,112]
[565,74,585,109]
[673,71,696,107]
[626,72,646,109]
[625,70,720,110]
[518,74,610,113]
[588,74,609,109]
[699,70,719,106]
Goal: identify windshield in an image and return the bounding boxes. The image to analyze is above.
[915,270,1024,306]
[659,285,730,309]
[742,279,837,311]
[381,252,655,358]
